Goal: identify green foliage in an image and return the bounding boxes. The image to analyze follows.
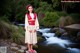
[56,11,68,17]
[36,2,53,13]
[41,12,59,27]
[0,0,12,16]
[64,16,74,25]
[51,0,60,8]
[12,0,40,22]
[11,26,24,44]
[69,13,80,23]
[0,20,13,39]
[55,30,62,37]
[0,0,80,24]
[12,0,27,22]
[37,35,43,42]
[53,11,68,26]
[40,11,73,27]
[62,2,80,11]
[0,15,10,22]
[36,2,54,26]
[0,0,80,28]
[0,20,25,44]
[0,0,40,22]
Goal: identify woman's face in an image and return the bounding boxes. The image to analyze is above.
[28,6,33,13]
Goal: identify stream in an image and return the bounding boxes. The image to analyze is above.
[37,28,80,53]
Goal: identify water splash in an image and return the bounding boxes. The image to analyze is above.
[37,28,50,33]
[42,33,55,38]
[46,37,70,48]
[67,48,80,53]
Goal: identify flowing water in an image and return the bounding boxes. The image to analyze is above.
[37,28,80,53]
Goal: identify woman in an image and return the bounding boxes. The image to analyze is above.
[25,4,39,53]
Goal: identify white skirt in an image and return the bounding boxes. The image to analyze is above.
[25,25,37,45]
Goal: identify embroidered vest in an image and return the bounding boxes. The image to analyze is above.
[26,13,36,25]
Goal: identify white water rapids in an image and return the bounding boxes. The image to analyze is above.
[37,28,80,53]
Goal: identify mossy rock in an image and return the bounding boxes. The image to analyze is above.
[55,30,62,37]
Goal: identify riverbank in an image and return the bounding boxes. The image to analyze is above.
[0,39,27,53]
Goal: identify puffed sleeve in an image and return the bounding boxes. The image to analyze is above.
[35,16,39,30]
[25,14,29,30]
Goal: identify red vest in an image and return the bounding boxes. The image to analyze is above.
[26,13,36,25]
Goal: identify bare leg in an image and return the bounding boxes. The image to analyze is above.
[30,44,33,50]
[30,44,34,53]
[27,44,31,51]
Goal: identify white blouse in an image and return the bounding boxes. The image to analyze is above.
[30,13,34,20]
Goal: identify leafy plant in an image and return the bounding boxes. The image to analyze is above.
[11,26,25,44]
[0,20,25,44]
[0,20,12,39]
[69,13,80,23]
[41,12,59,27]
[36,2,53,13]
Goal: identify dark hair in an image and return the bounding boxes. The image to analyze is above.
[26,4,35,14]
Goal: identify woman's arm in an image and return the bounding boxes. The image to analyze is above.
[35,16,39,30]
[25,14,29,30]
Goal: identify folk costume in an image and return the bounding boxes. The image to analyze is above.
[25,13,39,45]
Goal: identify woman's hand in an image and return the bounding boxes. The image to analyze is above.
[29,30,32,33]
[34,30,36,32]
[29,30,36,33]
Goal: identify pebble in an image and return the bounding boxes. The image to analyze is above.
[11,43,17,47]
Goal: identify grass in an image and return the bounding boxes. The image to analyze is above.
[0,20,25,44]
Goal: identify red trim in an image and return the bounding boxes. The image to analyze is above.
[26,13,37,25]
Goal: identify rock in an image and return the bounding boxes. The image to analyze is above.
[0,40,7,46]
[37,31,42,36]
[26,50,37,53]
[0,46,7,53]
[62,32,68,36]
[61,32,69,39]
[55,28,67,37]
[11,43,17,47]
[20,45,26,50]
[77,32,80,36]
[18,49,24,53]
[50,27,59,33]
[10,47,19,50]
[76,31,80,42]
[50,27,66,33]
[59,28,66,34]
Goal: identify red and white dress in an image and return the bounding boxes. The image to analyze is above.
[25,13,39,45]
